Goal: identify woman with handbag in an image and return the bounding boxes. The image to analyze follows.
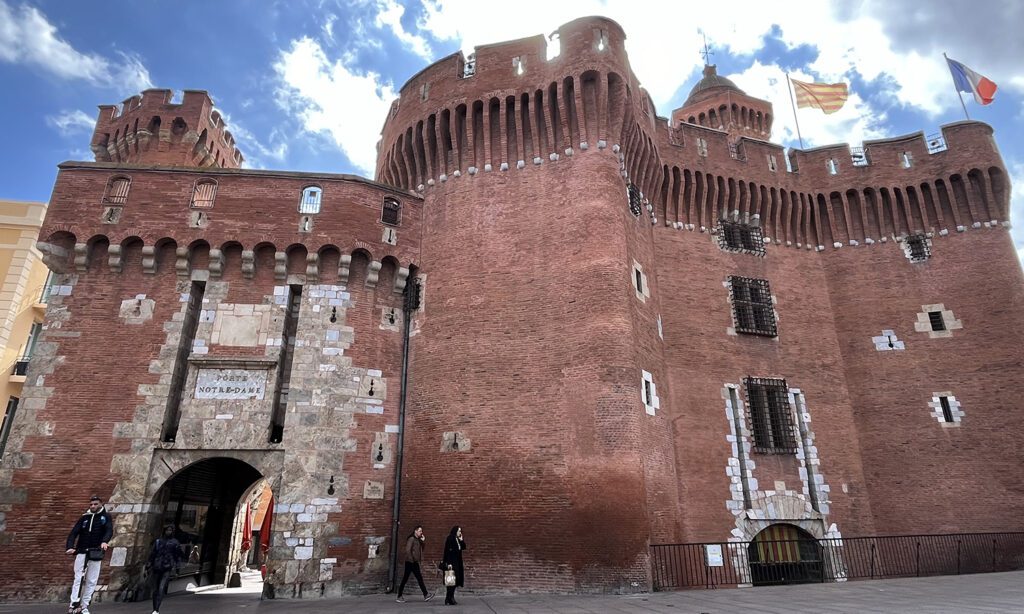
[441,526,466,605]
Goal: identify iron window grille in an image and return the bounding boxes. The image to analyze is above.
[190,179,218,209]
[928,311,946,331]
[744,377,797,454]
[382,197,401,225]
[299,186,322,214]
[939,396,954,423]
[906,234,930,262]
[103,176,131,205]
[729,276,777,337]
[718,221,766,256]
[627,183,642,217]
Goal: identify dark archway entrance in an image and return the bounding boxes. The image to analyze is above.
[153,457,263,588]
[748,524,824,586]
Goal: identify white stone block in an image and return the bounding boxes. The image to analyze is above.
[294,546,313,560]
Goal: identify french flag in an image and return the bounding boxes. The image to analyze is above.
[946,57,998,105]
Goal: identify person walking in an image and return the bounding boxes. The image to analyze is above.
[146,524,184,614]
[441,526,466,606]
[395,525,434,603]
[65,495,113,614]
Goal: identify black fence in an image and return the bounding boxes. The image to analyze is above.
[651,532,1024,590]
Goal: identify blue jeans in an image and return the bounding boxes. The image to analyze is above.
[152,569,172,611]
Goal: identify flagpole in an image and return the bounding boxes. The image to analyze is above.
[786,73,805,149]
[943,52,971,120]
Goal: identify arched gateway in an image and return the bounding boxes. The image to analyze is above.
[747,524,823,586]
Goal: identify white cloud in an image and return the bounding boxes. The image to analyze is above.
[217,110,289,169]
[273,37,396,175]
[45,109,95,136]
[1008,160,1024,266]
[375,0,432,60]
[0,0,152,92]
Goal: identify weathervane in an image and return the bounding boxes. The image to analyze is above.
[700,31,714,65]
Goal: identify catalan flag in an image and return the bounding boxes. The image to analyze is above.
[791,79,849,114]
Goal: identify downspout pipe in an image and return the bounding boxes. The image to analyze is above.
[387,275,419,591]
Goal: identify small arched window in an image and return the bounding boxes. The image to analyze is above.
[382,197,401,226]
[103,176,131,205]
[190,178,218,209]
[299,186,322,214]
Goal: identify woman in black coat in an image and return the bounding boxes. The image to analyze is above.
[441,525,466,605]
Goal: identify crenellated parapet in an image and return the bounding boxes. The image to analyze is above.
[38,163,419,291]
[374,16,1012,260]
[91,89,244,169]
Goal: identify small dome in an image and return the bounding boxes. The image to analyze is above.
[684,65,744,105]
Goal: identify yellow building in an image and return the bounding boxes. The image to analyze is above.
[0,199,49,459]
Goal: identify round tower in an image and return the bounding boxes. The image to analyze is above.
[378,16,678,592]
[90,89,244,168]
[671,64,773,141]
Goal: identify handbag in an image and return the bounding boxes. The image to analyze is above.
[86,548,105,562]
[443,565,456,587]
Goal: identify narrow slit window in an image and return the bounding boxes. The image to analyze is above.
[729,276,777,337]
[635,269,644,294]
[299,186,322,214]
[190,179,218,209]
[939,396,954,422]
[928,311,946,331]
[104,176,131,205]
[901,152,913,168]
[382,197,401,225]
[697,137,708,157]
[744,377,796,454]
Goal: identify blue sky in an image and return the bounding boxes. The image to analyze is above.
[2,0,1022,260]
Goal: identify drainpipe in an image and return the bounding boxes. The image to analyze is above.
[387,275,420,592]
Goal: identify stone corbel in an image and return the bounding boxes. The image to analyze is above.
[208,248,224,279]
[36,241,70,273]
[74,242,89,272]
[394,267,409,294]
[274,251,287,281]
[141,245,156,275]
[366,260,382,288]
[305,253,320,283]
[175,247,190,278]
[339,255,352,285]
[241,250,255,279]
[107,244,122,273]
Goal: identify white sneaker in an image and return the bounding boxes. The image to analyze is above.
[80,609,90,614]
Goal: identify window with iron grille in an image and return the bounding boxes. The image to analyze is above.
[744,377,797,453]
[938,396,954,423]
[729,276,777,337]
[718,221,766,256]
[928,311,946,331]
[627,183,642,217]
[299,186,322,214]
[190,179,218,209]
[906,234,930,262]
[103,176,131,205]
[382,197,401,225]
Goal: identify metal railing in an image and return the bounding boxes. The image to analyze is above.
[651,532,1024,590]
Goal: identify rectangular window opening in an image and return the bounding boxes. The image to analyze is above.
[729,276,777,336]
[382,197,402,225]
[643,379,653,406]
[635,269,644,294]
[928,311,946,331]
[0,396,18,459]
[744,377,796,454]
[719,221,765,256]
[907,234,930,261]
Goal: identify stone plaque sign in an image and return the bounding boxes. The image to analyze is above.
[195,369,268,400]
[363,480,384,499]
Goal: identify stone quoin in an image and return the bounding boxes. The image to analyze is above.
[0,15,1022,600]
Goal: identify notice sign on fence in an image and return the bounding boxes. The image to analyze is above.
[195,368,268,400]
[705,544,724,567]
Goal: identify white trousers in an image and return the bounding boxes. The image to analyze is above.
[70,553,102,606]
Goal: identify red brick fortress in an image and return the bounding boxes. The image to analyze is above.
[0,15,1021,600]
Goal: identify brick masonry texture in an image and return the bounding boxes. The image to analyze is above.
[0,14,1021,601]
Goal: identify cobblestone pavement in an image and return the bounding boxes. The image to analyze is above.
[3,571,1022,613]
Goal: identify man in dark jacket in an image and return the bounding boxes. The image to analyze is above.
[65,495,113,614]
[395,525,433,603]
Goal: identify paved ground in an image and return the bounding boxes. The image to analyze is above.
[3,571,1022,613]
